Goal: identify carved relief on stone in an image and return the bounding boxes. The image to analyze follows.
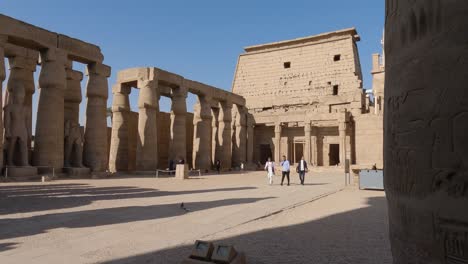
[64,119,84,168]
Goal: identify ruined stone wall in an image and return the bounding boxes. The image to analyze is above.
[385,1,468,262]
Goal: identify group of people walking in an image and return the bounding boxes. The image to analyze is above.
[264,156,309,185]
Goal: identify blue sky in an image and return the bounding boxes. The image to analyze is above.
[1,0,384,128]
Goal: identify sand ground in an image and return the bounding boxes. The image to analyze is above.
[0,170,391,263]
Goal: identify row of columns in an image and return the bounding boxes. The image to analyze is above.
[0,38,110,172]
[109,81,248,172]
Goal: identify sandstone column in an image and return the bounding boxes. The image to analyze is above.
[169,86,187,162]
[274,123,281,163]
[246,115,254,164]
[304,122,311,164]
[6,52,37,161]
[192,95,212,170]
[0,36,6,171]
[83,62,111,172]
[218,100,232,170]
[311,126,318,166]
[211,107,219,166]
[338,122,346,167]
[64,64,83,126]
[33,48,67,169]
[136,80,159,171]
[108,84,131,172]
[385,1,468,263]
[232,104,247,167]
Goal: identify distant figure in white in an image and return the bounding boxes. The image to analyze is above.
[264,157,275,185]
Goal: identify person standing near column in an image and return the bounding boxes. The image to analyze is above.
[296,156,308,185]
[264,157,275,185]
[280,155,290,186]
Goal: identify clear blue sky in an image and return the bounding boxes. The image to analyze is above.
[1,0,384,128]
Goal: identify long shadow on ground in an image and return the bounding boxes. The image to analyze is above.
[0,183,257,215]
[102,196,392,264]
[0,197,274,241]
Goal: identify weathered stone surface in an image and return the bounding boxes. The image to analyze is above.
[384,1,468,263]
[175,164,189,180]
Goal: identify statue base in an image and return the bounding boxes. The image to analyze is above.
[175,164,189,180]
[5,167,38,180]
[63,167,91,178]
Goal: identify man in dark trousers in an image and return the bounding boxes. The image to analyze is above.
[280,155,291,186]
[296,156,308,185]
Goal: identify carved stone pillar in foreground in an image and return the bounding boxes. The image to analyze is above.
[192,95,212,170]
[211,107,219,166]
[169,86,187,162]
[218,100,232,170]
[304,122,311,164]
[136,80,159,171]
[34,48,67,169]
[274,123,281,163]
[83,62,111,172]
[109,84,131,172]
[385,1,468,263]
[311,126,318,166]
[0,36,6,171]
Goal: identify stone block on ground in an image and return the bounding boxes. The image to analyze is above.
[5,166,38,180]
[176,164,189,180]
[63,167,91,178]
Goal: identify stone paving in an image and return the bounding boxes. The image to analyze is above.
[0,169,390,263]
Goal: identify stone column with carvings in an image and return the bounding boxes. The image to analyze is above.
[232,104,247,167]
[169,86,187,162]
[211,107,219,167]
[274,123,282,163]
[192,95,212,170]
[218,100,233,170]
[304,122,311,164]
[33,48,67,169]
[83,62,111,172]
[246,114,254,165]
[0,36,6,171]
[109,84,131,172]
[311,126,318,166]
[64,63,83,124]
[339,122,347,167]
[6,51,37,162]
[136,80,159,171]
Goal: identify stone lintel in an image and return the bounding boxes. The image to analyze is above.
[86,62,111,77]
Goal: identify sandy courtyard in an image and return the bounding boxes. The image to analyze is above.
[0,170,391,263]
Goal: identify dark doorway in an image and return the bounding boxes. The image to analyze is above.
[329,144,340,166]
[259,144,272,163]
[294,143,304,163]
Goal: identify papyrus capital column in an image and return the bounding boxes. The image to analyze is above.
[65,64,84,123]
[83,62,111,172]
[33,48,67,169]
[232,104,247,167]
[136,80,159,171]
[192,95,212,170]
[169,86,187,162]
[109,84,131,172]
[218,100,233,170]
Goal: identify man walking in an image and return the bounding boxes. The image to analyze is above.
[280,155,290,186]
[297,156,308,185]
[264,157,275,185]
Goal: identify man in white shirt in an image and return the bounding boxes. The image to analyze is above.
[264,157,275,185]
[296,156,308,185]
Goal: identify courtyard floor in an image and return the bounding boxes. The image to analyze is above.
[0,170,391,263]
